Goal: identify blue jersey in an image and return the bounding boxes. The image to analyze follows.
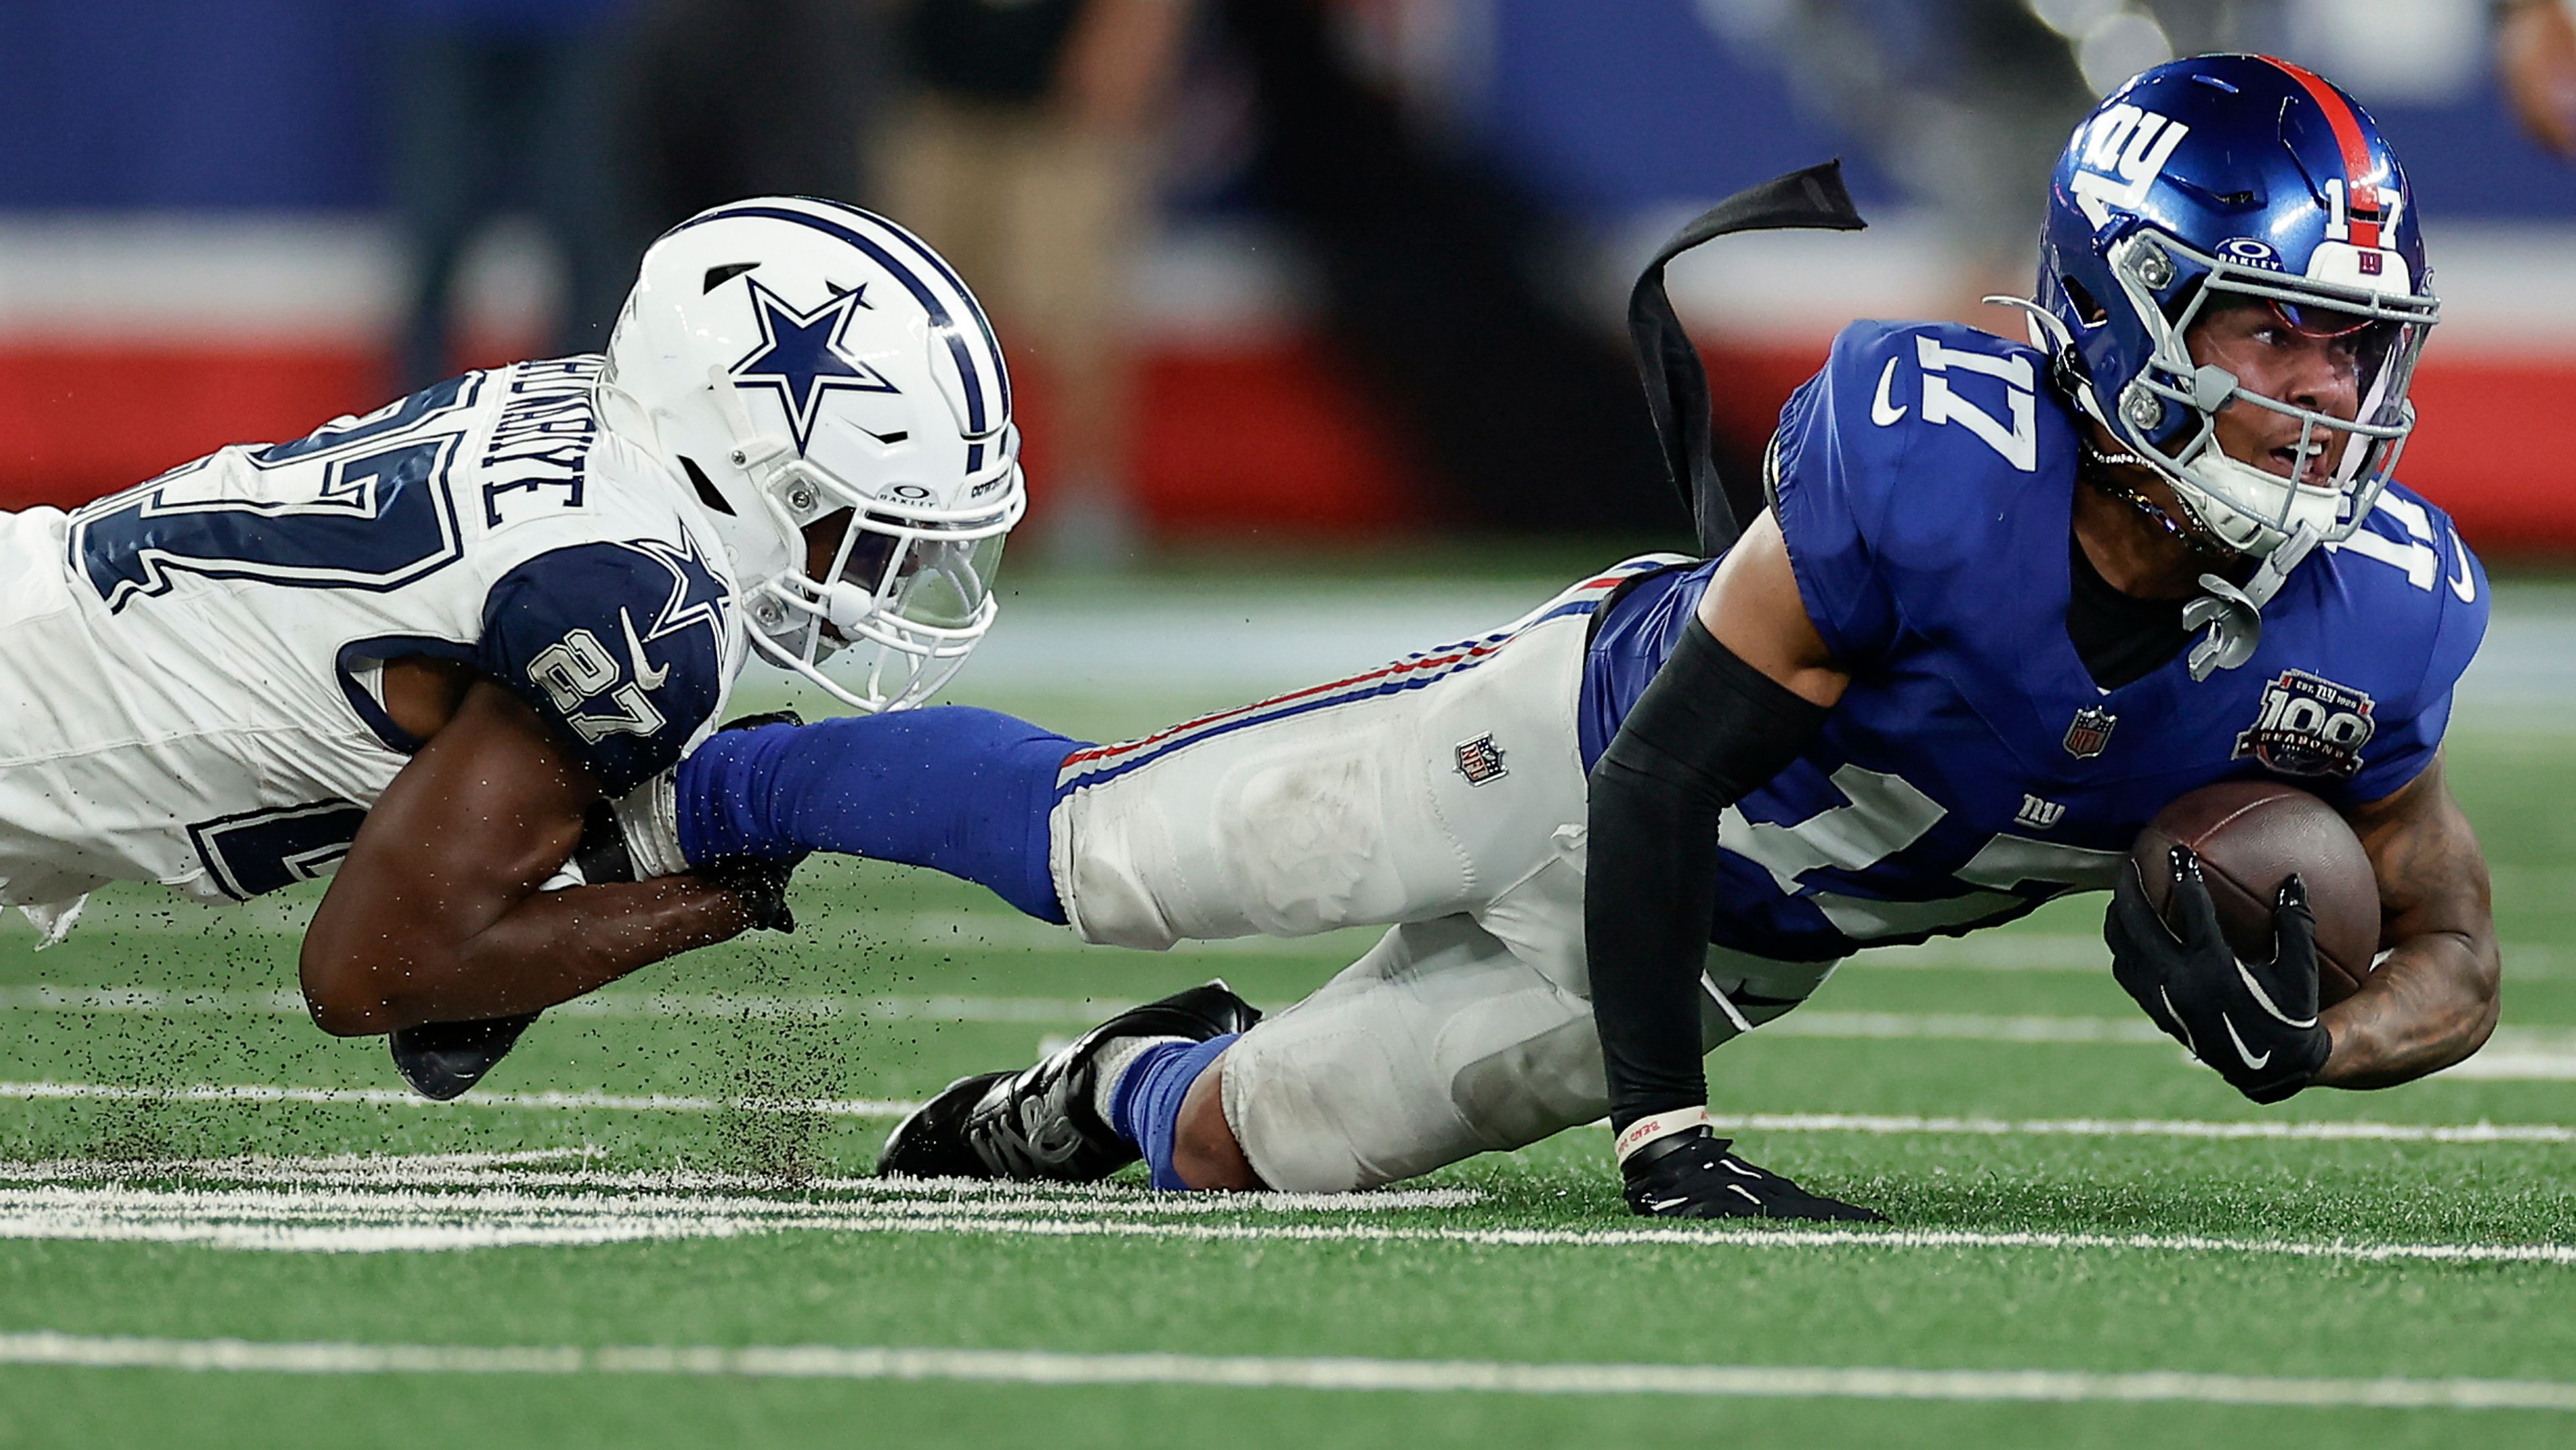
[1581,320,2487,964]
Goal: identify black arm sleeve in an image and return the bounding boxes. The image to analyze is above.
[1585,616,1830,1131]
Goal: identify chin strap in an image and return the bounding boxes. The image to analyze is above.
[2084,445,2232,561]
[2182,523,2318,681]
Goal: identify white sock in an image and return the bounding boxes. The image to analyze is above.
[1090,1034,1189,1127]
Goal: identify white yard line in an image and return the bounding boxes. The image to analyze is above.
[2438,1050,2576,1082]
[588,1207,2576,1267]
[1760,1013,2166,1044]
[0,1158,1477,1212]
[0,1078,923,1117]
[1,1331,2571,1411]
[0,1165,2567,1265]
[7,1079,2574,1146]
[1706,1112,2576,1144]
[14,904,1346,955]
[11,989,2576,1075]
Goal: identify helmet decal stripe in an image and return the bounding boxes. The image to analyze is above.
[2260,56,2375,196]
[671,203,1005,437]
[800,199,1016,421]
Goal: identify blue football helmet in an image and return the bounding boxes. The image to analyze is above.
[2026,54,2439,558]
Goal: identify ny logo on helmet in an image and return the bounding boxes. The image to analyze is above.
[2069,103,2190,228]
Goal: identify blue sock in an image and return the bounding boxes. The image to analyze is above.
[673,708,1085,924]
[1108,1034,1239,1192]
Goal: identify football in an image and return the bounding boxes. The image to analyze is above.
[2131,780,2383,1006]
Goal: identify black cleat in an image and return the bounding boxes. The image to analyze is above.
[877,980,1262,1181]
[390,1011,541,1101]
[1621,1126,1886,1223]
[873,1070,1014,1179]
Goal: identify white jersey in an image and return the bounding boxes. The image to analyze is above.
[0,357,746,935]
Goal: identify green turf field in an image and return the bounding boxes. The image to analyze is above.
[2,571,2572,1449]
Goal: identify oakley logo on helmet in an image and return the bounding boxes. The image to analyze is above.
[2068,103,2190,227]
[2216,237,2282,269]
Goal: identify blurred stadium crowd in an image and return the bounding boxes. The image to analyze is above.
[3,0,2572,557]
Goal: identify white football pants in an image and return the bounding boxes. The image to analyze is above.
[1047,561,1842,1192]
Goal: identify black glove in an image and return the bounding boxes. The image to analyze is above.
[701,852,799,934]
[2106,845,2329,1103]
[1621,1127,1886,1222]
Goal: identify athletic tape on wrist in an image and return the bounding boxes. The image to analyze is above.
[1613,1105,1710,1165]
[614,774,690,880]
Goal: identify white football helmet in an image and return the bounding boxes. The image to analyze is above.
[601,197,1024,711]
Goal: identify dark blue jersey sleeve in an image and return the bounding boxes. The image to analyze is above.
[1770,320,2075,675]
[1767,323,1916,669]
[479,539,733,796]
[2345,499,2489,804]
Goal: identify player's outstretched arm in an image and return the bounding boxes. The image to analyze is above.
[2319,753,2502,1087]
[1586,510,1849,1178]
[299,681,757,1036]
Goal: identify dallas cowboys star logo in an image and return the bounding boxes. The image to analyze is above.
[727,278,899,453]
[619,531,733,639]
[595,531,735,696]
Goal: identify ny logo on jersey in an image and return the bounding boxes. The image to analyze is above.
[2014,795,2066,831]
[730,278,901,453]
[1717,763,2125,944]
[2069,103,2190,228]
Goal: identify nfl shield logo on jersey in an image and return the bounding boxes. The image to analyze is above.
[1454,734,1507,787]
[2235,670,2376,779]
[2061,706,2117,759]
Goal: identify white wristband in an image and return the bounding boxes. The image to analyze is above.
[1613,1105,1711,1165]
[613,772,690,880]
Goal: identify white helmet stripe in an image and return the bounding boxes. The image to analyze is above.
[667,202,1009,439]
